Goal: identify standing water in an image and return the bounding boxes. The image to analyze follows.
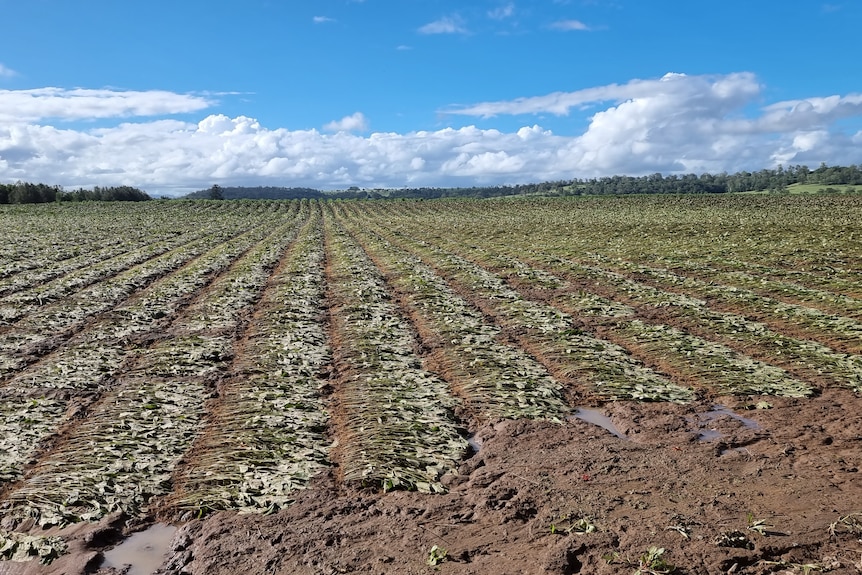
[694,404,761,441]
[101,523,177,575]
[569,407,627,439]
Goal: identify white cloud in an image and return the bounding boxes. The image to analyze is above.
[323,112,369,133]
[443,72,760,118]
[0,64,16,78]
[313,16,334,23]
[418,16,467,35]
[0,88,212,122]
[754,94,862,131]
[488,3,515,20]
[549,19,591,31]
[2,75,862,195]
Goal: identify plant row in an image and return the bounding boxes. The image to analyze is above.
[167,208,332,515]
[336,204,691,404]
[323,209,466,493]
[0,203,299,381]
[0,201,267,284]
[358,202,827,397]
[0,206,307,524]
[585,253,862,355]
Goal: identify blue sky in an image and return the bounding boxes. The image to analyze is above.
[1,0,860,195]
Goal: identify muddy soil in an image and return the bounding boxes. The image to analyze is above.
[9,389,862,575]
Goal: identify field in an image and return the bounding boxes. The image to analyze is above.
[0,195,861,574]
[784,183,862,195]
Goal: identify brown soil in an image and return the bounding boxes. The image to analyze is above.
[16,388,862,575]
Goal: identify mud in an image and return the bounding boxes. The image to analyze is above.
[10,388,859,575]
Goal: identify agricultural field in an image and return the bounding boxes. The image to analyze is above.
[0,195,861,574]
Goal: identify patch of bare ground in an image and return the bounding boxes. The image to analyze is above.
[20,388,857,575]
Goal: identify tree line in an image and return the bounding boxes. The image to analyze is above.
[385,163,862,198]
[183,185,324,200]
[0,183,151,204]
[564,163,862,196]
[4,163,861,204]
[185,163,862,200]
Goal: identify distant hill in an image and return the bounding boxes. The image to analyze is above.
[182,184,554,201]
[180,163,862,201]
[183,186,325,200]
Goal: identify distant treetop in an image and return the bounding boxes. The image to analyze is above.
[3,163,860,205]
[0,183,151,204]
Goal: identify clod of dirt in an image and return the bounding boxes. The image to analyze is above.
[541,540,584,574]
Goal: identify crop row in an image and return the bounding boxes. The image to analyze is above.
[358,201,837,396]
[167,207,332,515]
[486,253,815,397]
[335,204,691,404]
[525,255,862,394]
[630,257,862,318]
[0,201,272,285]
[0,218,232,322]
[323,208,466,493]
[0,203,299,381]
[0,211,280,388]
[376,195,862,288]
[583,253,862,355]
[0,195,858,541]
[0,205,308,526]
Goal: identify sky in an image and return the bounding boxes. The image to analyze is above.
[0,0,861,196]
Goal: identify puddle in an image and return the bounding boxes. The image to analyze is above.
[702,405,761,429]
[693,405,761,442]
[568,408,627,439]
[697,429,723,442]
[101,523,177,575]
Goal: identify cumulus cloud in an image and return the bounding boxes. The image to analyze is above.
[0,64,16,78]
[418,16,467,35]
[548,19,591,31]
[323,112,369,133]
[443,72,760,117]
[0,88,212,122]
[754,94,862,132]
[2,74,862,195]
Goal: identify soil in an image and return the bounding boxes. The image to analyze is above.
[10,388,862,575]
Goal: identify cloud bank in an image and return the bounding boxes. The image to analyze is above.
[1,73,861,196]
[0,88,212,122]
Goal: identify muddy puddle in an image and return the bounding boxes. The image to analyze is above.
[693,404,761,441]
[568,407,627,439]
[100,523,177,575]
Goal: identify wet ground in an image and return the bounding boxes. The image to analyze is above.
[7,388,861,575]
